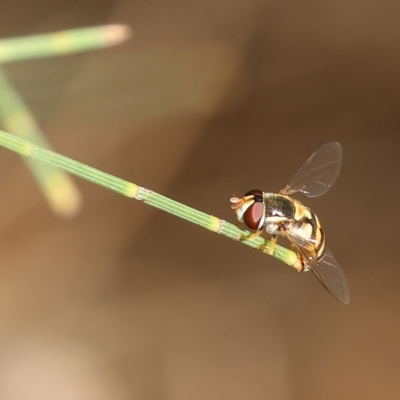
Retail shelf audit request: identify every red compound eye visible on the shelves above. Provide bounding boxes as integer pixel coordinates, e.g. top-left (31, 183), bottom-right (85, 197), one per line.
top-left (244, 189), bottom-right (263, 201)
top-left (243, 202), bottom-right (264, 230)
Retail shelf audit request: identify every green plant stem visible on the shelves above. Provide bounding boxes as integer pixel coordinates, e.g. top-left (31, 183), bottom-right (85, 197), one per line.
top-left (0, 68), bottom-right (81, 217)
top-left (0, 25), bottom-right (132, 63)
top-left (0, 129), bottom-right (298, 269)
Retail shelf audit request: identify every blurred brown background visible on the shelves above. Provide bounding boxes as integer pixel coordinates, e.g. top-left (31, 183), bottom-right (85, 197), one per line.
top-left (0, 0), bottom-right (398, 399)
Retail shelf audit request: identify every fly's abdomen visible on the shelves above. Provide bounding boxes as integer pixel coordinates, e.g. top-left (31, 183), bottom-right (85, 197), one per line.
top-left (313, 215), bottom-right (326, 260)
top-left (292, 205), bottom-right (326, 260)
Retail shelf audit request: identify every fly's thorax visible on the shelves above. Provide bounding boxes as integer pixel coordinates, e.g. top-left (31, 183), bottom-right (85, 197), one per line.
top-left (264, 194), bottom-right (326, 259)
top-left (262, 193), bottom-right (296, 235)
top-left (263, 193), bottom-right (296, 221)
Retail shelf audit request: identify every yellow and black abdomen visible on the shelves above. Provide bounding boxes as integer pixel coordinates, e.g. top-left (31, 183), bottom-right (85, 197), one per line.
top-left (290, 199), bottom-right (326, 260)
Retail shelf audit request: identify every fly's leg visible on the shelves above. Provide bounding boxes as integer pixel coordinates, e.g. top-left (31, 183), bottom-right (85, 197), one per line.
top-left (293, 253), bottom-right (308, 272)
top-left (233, 222), bottom-right (242, 240)
top-left (238, 228), bottom-right (269, 252)
top-left (248, 229), bottom-right (262, 240)
top-left (268, 235), bottom-right (277, 255)
top-left (268, 224), bottom-right (286, 255)
top-left (241, 229), bottom-right (263, 243)
top-left (280, 229), bottom-right (309, 272)
top-left (233, 223), bottom-right (262, 242)
top-left (234, 226), bottom-right (275, 255)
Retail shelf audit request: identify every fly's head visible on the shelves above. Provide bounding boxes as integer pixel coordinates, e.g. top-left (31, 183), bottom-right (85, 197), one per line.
top-left (230, 189), bottom-right (266, 230)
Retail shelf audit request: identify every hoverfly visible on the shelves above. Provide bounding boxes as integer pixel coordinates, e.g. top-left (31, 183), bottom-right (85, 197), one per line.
top-left (230, 142), bottom-right (349, 303)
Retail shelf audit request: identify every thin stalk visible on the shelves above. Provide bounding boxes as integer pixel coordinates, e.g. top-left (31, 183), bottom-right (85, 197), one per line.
top-left (0, 69), bottom-right (81, 217)
top-left (0, 129), bottom-right (298, 269)
top-left (0, 25), bottom-right (132, 63)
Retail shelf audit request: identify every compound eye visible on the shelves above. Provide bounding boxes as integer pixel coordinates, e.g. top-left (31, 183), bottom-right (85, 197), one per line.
top-left (243, 200), bottom-right (264, 230)
top-left (244, 189), bottom-right (263, 203)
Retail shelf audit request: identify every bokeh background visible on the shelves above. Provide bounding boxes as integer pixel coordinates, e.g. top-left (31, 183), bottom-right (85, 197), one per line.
top-left (0, 0), bottom-right (398, 399)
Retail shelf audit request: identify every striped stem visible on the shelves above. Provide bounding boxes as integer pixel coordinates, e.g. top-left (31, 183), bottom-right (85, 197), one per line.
top-left (0, 129), bottom-right (298, 269)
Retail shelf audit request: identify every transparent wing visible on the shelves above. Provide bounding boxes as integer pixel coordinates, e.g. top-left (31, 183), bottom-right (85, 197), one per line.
top-left (286, 234), bottom-right (349, 303)
top-left (280, 142), bottom-right (342, 198)
top-left (308, 247), bottom-right (349, 304)
top-left (286, 232), bottom-right (350, 304)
